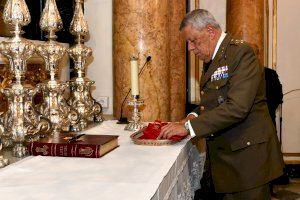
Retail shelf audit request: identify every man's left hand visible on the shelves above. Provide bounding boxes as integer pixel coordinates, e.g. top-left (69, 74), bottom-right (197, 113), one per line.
top-left (157, 122), bottom-right (188, 140)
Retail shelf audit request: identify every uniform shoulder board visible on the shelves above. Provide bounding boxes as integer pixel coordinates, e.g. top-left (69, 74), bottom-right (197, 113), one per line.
top-left (230, 39), bottom-right (245, 45)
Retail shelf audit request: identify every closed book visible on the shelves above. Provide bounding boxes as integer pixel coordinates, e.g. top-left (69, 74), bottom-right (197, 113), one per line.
top-left (28, 134), bottom-right (119, 158)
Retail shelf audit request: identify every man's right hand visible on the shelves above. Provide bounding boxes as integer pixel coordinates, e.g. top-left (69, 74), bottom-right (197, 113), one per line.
top-left (179, 114), bottom-right (197, 124)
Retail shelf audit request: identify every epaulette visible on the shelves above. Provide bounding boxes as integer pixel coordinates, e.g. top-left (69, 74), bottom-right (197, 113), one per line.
top-left (230, 39), bottom-right (245, 45)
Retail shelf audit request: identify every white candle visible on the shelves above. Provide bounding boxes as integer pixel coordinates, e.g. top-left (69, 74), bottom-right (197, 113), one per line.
top-left (130, 57), bottom-right (139, 96)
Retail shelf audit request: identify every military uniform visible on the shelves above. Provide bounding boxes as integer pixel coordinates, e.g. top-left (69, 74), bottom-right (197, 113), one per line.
top-left (190, 34), bottom-right (284, 195)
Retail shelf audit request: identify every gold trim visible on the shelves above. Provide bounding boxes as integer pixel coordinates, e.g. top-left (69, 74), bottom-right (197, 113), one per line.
top-left (284, 160), bottom-right (300, 165)
top-left (272, 0), bottom-right (277, 70)
top-left (283, 153), bottom-right (300, 157)
top-left (195, 59), bottom-right (200, 102)
top-left (195, 0), bottom-right (199, 9)
top-left (265, 0), bottom-right (269, 67)
top-left (194, 0), bottom-right (200, 102)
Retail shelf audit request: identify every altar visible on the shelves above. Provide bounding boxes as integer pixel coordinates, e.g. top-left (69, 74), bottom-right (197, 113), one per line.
top-left (0, 121), bottom-right (205, 200)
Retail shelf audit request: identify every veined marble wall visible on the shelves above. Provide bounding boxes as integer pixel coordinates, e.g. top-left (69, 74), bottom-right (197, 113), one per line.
top-left (113, 0), bottom-right (186, 121)
top-left (227, 0), bottom-right (265, 65)
top-left (169, 1), bottom-right (186, 121)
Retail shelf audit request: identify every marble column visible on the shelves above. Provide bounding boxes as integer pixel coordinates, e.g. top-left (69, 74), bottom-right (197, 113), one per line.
top-left (169, 1), bottom-right (186, 121)
top-left (227, 0), bottom-right (265, 65)
top-left (113, 0), bottom-right (186, 121)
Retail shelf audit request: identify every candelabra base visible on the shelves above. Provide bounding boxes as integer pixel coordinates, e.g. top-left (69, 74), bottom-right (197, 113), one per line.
top-left (12, 143), bottom-right (28, 158)
top-left (36, 82), bottom-right (80, 134)
top-left (124, 121), bottom-right (146, 132)
top-left (0, 137), bottom-right (13, 148)
top-left (0, 155), bottom-right (9, 168)
top-left (0, 85), bottom-right (51, 156)
top-left (68, 78), bottom-right (104, 131)
top-left (70, 119), bottom-right (87, 132)
top-left (124, 98), bottom-right (146, 132)
top-left (93, 102), bottom-right (105, 123)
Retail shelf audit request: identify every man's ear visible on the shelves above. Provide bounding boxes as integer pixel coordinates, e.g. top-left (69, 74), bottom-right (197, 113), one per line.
top-left (206, 24), bottom-right (215, 40)
top-left (206, 24), bottom-right (213, 34)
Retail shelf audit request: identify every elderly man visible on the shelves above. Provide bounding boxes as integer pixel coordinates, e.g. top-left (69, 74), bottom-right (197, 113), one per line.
top-left (158, 9), bottom-right (283, 199)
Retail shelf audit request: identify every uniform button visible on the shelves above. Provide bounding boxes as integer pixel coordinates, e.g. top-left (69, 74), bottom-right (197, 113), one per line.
top-left (215, 86), bottom-right (219, 89)
top-left (201, 91), bottom-right (204, 95)
top-left (246, 141), bottom-right (251, 146)
top-left (200, 106), bottom-right (205, 111)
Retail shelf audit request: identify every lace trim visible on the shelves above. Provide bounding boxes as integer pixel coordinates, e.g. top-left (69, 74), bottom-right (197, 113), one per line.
top-left (151, 141), bottom-right (205, 200)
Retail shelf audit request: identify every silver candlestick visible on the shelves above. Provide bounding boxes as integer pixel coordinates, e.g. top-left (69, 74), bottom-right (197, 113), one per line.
top-left (0, 0), bottom-right (51, 157)
top-left (36, 0), bottom-right (79, 134)
top-left (124, 95), bottom-right (146, 131)
top-left (67, 0), bottom-right (103, 131)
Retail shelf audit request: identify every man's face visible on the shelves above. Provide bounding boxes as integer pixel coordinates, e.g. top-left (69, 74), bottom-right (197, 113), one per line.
top-left (181, 25), bottom-right (212, 63)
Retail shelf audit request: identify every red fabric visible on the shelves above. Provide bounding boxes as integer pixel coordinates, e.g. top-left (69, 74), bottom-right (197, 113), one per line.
top-left (140, 120), bottom-right (186, 141)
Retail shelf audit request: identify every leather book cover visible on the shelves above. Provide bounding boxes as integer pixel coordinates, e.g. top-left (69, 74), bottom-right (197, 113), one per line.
top-left (28, 134), bottom-right (119, 158)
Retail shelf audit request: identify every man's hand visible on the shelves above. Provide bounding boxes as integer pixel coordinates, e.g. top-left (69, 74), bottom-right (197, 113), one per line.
top-left (179, 114), bottom-right (197, 124)
top-left (157, 122), bottom-right (188, 140)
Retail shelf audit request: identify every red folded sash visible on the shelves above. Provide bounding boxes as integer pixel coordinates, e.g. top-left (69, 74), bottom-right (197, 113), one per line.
top-left (140, 120), bottom-right (186, 141)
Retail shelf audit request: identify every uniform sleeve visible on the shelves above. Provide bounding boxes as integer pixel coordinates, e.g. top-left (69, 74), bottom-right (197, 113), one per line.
top-left (191, 107), bottom-right (201, 115)
top-left (190, 45), bottom-right (263, 138)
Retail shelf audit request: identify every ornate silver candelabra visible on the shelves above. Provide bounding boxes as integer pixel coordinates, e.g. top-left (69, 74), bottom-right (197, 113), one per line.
top-left (0, 0), bottom-right (51, 157)
top-left (125, 96), bottom-right (146, 131)
top-left (36, 0), bottom-right (79, 133)
top-left (67, 0), bottom-right (103, 131)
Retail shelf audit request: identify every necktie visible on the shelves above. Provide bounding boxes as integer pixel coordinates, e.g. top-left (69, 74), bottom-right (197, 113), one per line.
top-left (203, 60), bottom-right (212, 73)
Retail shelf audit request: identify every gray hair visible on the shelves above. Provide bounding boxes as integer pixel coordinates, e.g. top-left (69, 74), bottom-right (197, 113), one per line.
top-left (180, 9), bottom-right (221, 31)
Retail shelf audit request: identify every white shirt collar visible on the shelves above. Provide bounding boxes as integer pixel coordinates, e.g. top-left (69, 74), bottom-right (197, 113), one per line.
top-left (212, 31), bottom-right (227, 60)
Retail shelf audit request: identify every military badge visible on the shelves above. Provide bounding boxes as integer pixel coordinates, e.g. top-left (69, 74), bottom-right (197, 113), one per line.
top-left (218, 96), bottom-right (225, 104)
top-left (211, 66), bottom-right (229, 81)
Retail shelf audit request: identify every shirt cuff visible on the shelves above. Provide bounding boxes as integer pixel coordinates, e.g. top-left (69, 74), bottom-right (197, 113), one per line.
top-left (188, 112), bottom-right (199, 118)
top-left (188, 120), bottom-right (196, 138)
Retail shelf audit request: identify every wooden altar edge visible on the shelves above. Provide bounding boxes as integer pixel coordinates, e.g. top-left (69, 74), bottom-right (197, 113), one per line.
top-left (283, 153), bottom-right (300, 164)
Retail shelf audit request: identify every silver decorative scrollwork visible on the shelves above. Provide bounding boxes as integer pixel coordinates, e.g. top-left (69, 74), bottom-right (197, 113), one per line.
top-left (67, 0), bottom-right (103, 131)
top-left (36, 0), bottom-right (79, 133)
top-left (0, 0), bottom-right (51, 158)
top-left (124, 96), bottom-right (146, 131)
top-left (0, 138), bottom-right (9, 168)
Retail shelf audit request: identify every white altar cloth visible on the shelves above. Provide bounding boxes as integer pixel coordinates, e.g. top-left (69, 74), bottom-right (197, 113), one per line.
top-left (0, 120), bottom-right (205, 200)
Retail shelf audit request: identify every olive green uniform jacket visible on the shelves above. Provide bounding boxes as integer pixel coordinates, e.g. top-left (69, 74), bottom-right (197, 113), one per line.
top-left (190, 34), bottom-right (284, 193)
